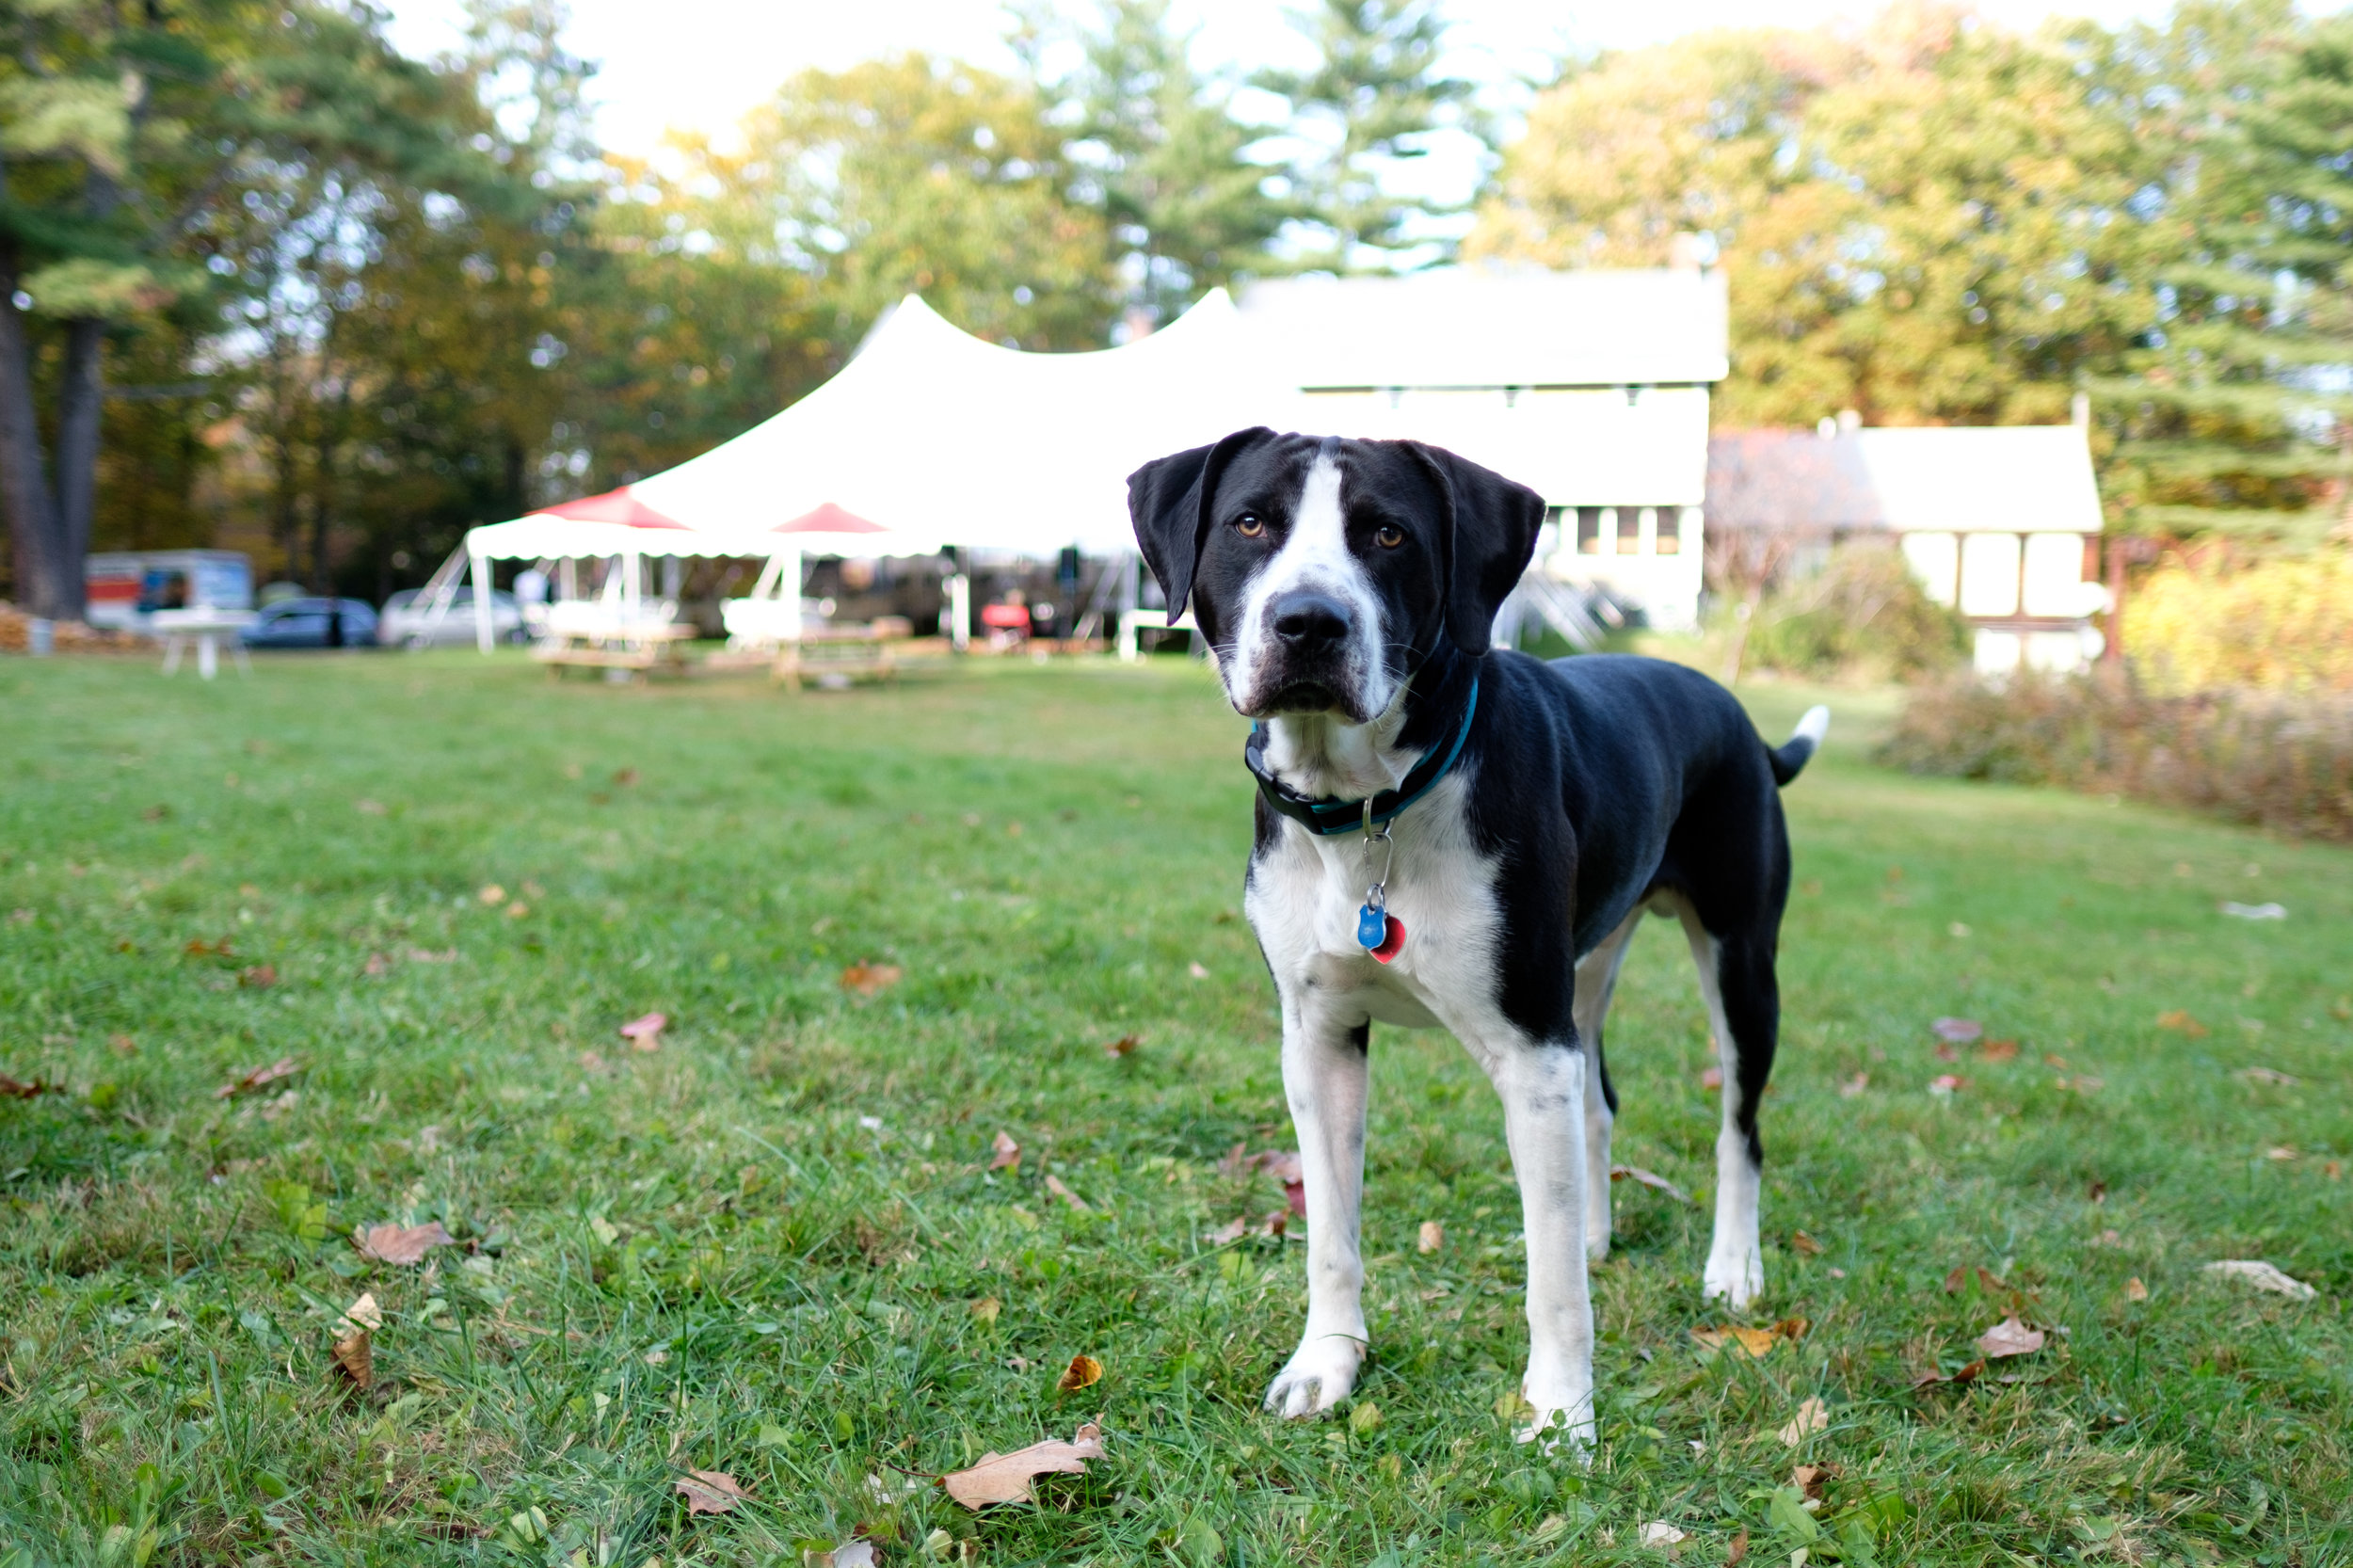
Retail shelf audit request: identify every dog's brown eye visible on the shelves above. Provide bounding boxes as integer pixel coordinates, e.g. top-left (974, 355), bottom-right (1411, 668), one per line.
top-left (1235, 514), bottom-right (1266, 538)
top-left (1375, 524), bottom-right (1405, 549)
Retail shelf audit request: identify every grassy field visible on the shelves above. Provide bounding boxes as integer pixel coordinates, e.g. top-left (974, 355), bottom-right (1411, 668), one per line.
top-left (2, 650), bottom-right (2348, 1568)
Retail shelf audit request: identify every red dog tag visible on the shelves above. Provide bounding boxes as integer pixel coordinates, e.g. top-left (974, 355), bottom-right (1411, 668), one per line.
top-left (1370, 913), bottom-right (1405, 964)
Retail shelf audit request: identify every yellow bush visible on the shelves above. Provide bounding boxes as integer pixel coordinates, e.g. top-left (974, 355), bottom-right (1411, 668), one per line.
top-left (2129, 549), bottom-right (2353, 695)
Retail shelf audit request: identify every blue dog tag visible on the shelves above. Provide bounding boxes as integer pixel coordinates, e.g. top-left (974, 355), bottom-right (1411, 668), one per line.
top-left (1357, 903), bottom-right (1387, 949)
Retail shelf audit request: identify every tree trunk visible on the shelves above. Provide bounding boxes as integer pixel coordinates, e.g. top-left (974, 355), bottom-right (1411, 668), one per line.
top-left (0, 237), bottom-right (61, 616)
top-left (48, 316), bottom-right (104, 620)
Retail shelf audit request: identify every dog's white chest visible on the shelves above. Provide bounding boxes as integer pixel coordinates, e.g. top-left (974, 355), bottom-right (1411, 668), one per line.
top-left (1245, 776), bottom-right (1499, 1032)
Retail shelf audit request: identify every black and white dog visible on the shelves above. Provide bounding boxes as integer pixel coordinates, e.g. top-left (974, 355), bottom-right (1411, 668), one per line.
top-left (1128, 429), bottom-right (1828, 1450)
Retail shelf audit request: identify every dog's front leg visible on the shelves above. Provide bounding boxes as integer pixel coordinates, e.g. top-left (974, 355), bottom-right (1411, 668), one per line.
top-left (1479, 1038), bottom-right (1597, 1453)
top-left (1263, 999), bottom-right (1371, 1418)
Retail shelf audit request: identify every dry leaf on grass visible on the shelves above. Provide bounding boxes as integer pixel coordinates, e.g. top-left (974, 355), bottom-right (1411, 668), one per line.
top-left (1933, 1041), bottom-right (1960, 1063)
top-left (2155, 1009), bottom-right (2208, 1037)
top-left (331, 1328), bottom-right (373, 1389)
top-left (2203, 1259), bottom-right (2315, 1300)
top-left (1188, 961), bottom-right (1209, 979)
top-left (2238, 1066), bottom-right (2298, 1086)
top-left (477, 884), bottom-right (506, 906)
top-left (1945, 1264), bottom-right (2010, 1294)
top-left (1692, 1318), bottom-right (1809, 1358)
top-left (809, 1541), bottom-right (878, 1568)
top-left (354, 798), bottom-right (388, 816)
top-left (0, 1074), bottom-right (62, 1098)
top-left (1977, 1316), bottom-right (2046, 1359)
top-left (1776, 1397), bottom-right (1829, 1445)
top-left (1931, 1016), bottom-right (1982, 1044)
top-left (1610, 1164), bottom-right (1693, 1205)
top-left (1837, 1072), bottom-right (1869, 1097)
top-left (1056, 1353), bottom-right (1102, 1392)
top-left (1726, 1526), bottom-right (1750, 1565)
top-left (1979, 1038), bottom-right (2020, 1061)
top-left (1929, 1074), bottom-right (1966, 1096)
top-left (942, 1422), bottom-right (1105, 1509)
top-left (1790, 1230), bottom-right (1824, 1256)
top-left (1699, 1065), bottom-right (1723, 1091)
top-left (1417, 1220), bottom-right (1444, 1254)
top-left (1912, 1358), bottom-right (1986, 1389)
top-left (674, 1470), bottom-right (750, 1515)
top-left (1103, 1033), bottom-right (1139, 1058)
top-left (989, 1131), bottom-right (1020, 1171)
top-left (970, 1296), bottom-right (1001, 1326)
top-left (354, 1220), bottom-right (455, 1266)
top-left (2124, 1277), bottom-right (2149, 1302)
top-left (341, 1292), bottom-right (383, 1332)
top-left (215, 1057), bottom-right (301, 1099)
top-left (1792, 1462), bottom-right (1841, 1500)
top-left (1045, 1174), bottom-right (1090, 1212)
top-left (1638, 1520), bottom-right (1687, 1547)
top-left (237, 964), bottom-right (278, 988)
top-left (618, 1012), bottom-right (666, 1051)
top-left (840, 962), bottom-right (903, 997)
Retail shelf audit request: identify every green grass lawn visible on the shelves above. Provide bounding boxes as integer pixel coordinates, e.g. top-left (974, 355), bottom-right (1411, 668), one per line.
top-left (3, 650), bottom-right (2348, 1568)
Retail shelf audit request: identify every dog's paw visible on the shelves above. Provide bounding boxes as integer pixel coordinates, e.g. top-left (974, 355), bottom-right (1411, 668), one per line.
top-left (1703, 1252), bottom-right (1764, 1310)
top-left (1513, 1399), bottom-right (1596, 1461)
top-left (1263, 1336), bottom-right (1365, 1418)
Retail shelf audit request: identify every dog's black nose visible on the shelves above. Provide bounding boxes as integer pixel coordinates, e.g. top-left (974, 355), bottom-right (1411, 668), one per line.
top-left (1271, 591), bottom-right (1353, 648)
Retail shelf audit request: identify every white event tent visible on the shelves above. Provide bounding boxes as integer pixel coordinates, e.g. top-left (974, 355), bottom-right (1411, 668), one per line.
top-left (453, 288), bottom-right (1296, 650)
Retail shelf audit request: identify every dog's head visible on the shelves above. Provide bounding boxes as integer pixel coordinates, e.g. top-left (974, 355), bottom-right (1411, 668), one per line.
top-left (1128, 430), bottom-right (1545, 723)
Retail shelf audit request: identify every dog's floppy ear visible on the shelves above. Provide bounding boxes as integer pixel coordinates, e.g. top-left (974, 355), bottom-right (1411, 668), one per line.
top-left (1402, 442), bottom-right (1546, 657)
top-left (1127, 427), bottom-right (1273, 618)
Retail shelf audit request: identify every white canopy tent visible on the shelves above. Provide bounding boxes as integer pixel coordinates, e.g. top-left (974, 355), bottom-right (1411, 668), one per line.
top-left (452, 287), bottom-right (1297, 650)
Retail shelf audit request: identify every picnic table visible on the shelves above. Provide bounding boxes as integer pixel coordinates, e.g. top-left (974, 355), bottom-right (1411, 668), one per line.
top-left (153, 609), bottom-right (255, 680)
top-left (532, 610), bottom-right (696, 678)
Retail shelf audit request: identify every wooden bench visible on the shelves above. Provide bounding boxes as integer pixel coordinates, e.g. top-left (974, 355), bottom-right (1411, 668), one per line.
top-left (534, 621), bottom-right (696, 679)
top-left (774, 617), bottom-right (912, 688)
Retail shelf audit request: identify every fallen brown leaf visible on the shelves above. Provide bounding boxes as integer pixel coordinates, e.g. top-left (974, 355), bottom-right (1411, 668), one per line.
top-left (1790, 1229), bottom-right (1824, 1256)
top-left (1103, 1033), bottom-right (1139, 1058)
top-left (989, 1130), bottom-right (1020, 1171)
top-left (613, 767), bottom-right (639, 787)
top-left (1692, 1318), bottom-right (1808, 1358)
top-left (1979, 1038), bottom-right (2020, 1061)
top-left (1056, 1353), bottom-right (1102, 1392)
top-left (1933, 1042), bottom-right (1959, 1063)
top-left (674, 1469), bottom-right (749, 1515)
top-left (1776, 1396), bottom-right (1829, 1445)
top-left (1726, 1526), bottom-right (1750, 1565)
top-left (2124, 1277), bottom-right (2148, 1302)
top-left (809, 1540), bottom-right (878, 1568)
top-left (353, 1220), bottom-right (456, 1266)
top-left (1209, 1215), bottom-right (1250, 1245)
top-left (215, 1057), bottom-right (301, 1099)
top-left (1929, 1073), bottom-right (1966, 1095)
top-left (363, 952), bottom-right (392, 977)
top-left (341, 1292), bottom-right (383, 1332)
top-left (1792, 1462), bottom-right (1842, 1501)
top-left (2204, 1258), bottom-right (2316, 1299)
top-left (1417, 1220), bottom-right (1444, 1254)
top-left (1931, 1016), bottom-right (1982, 1044)
top-left (1977, 1316), bottom-right (2046, 1359)
top-left (477, 884), bottom-right (506, 906)
top-left (0, 1074), bottom-right (62, 1098)
top-left (1700, 1065), bottom-right (1723, 1091)
top-left (1611, 1164), bottom-right (1694, 1205)
top-left (970, 1296), bottom-right (1001, 1326)
top-left (331, 1328), bottom-right (373, 1389)
top-left (619, 1012), bottom-right (666, 1051)
top-left (1837, 1072), bottom-right (1869, 1097)
top-left (840, 962), bottom-right (903, 997)
top-left (237, 964), bottom-right (277, 988)
top-left (2155, 1009), bottom-right (2208, 1038)
top-left (2238, 1066), bottom-right (2298, 1086)
top-left (1045, 1174), bottom-right (1090, 1212)
top-left (942, 1422), bottom-right (1105, 1509)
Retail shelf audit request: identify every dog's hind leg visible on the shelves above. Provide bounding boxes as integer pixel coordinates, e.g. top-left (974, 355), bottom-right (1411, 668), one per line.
top-left (1572, 909), bottom-right (1641, 1261)
top-left (1263, 1005), bottom-right (1372, 1418)
top-left (1678, 904), bottom-right (1777, 1308)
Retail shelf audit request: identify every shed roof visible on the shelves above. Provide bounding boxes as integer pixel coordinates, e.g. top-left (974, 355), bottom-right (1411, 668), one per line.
top-left (1706, 424), bottom-right (2105, 534)
top-left (1237, 265), bottom-right (1730, 391)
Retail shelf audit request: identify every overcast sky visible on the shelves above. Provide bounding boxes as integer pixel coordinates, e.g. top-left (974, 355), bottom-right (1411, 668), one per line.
top-left (384, 0), bottom-right (2211, 166)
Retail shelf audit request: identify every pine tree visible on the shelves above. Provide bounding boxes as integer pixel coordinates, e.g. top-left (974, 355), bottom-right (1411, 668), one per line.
top-left (1255, 0), bottom-right (1478, 270)
top-left (1051, 0), bottom-right (1289, 326)
top-left (2093, 8), bottom-right (2353, 547)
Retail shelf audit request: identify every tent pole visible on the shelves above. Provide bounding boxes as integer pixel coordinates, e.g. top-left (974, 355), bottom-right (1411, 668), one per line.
top-left (471, 547), bottom-right (495, 654)
top-left (780, 546), bottom-right (804, 641)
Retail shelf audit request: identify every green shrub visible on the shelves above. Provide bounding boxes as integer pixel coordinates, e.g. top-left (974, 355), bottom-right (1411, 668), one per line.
top-left (1881, 673), bottom-right (2353, 840)
top-left (1744, 545), bottom-right (1971, 681)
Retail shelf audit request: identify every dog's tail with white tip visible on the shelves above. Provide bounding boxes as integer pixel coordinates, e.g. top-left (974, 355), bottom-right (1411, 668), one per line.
top-left (1769, 705), bottom-right (1831, 786)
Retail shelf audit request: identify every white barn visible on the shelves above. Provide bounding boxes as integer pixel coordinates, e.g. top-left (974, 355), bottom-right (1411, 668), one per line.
top-left (1237, 265), bottom-right (1729, 632)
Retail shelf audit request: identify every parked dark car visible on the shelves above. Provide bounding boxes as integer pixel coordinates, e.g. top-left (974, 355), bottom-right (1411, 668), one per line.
top-left (239, 598), bottom-right (381, 649)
